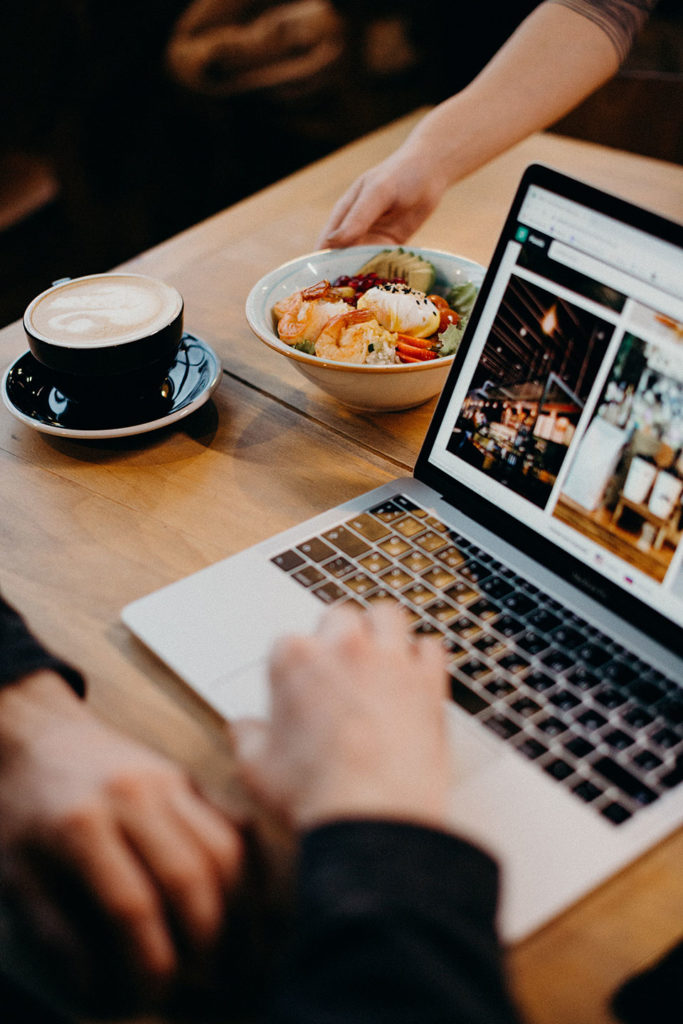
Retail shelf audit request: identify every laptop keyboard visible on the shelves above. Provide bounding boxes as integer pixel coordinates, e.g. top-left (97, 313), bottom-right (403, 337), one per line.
top-left (271, 493), bottom-right (683, 826)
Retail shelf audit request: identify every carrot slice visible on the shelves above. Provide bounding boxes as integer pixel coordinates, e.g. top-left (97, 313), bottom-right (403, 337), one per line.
top-left (396, 333), bottom-right (436, 350)
top-left (396, 341), bottom-right (438, 362)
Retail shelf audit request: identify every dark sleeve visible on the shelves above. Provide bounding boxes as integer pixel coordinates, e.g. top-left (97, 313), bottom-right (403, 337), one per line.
top-left (268, 820), bottom-right (520, 1024)
top-left (0, 595), bottom-right (85, 696)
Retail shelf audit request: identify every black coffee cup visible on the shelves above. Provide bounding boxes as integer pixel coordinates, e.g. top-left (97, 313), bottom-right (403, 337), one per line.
top-left (23, 273), bottom-right (184, 403)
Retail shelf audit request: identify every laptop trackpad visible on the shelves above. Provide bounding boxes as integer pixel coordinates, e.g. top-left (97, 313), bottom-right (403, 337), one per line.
top-left (204, 658), bottom-right (271, 721)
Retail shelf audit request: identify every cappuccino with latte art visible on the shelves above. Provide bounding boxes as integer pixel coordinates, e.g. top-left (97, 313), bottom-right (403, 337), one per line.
top-left (27, 275), bottom-right (182, 347)
top-left (24, 273), bottom-right (184, 389)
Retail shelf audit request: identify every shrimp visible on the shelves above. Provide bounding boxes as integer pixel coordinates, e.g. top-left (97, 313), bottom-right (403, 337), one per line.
top-left (314, 308), bottom-right (381, 364)
top-left (274, 280), bottom-right (353, 344)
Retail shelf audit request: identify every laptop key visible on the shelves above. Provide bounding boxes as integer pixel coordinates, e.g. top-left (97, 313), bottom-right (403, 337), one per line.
top-left (566, 666), bottom-right (601, 691)
top-left (458, 560), bottom-right (492, 585)
top-left (632, 749), bottom-right (663, 771)
top-left (577, 643), bottom-right (614, 667)
top-left (565, 736), bottom-right (594, 758)
top-left (297, 537), bottom-right (336, 562)
top-left (394, 516), bottom-right (426, 538)
top-left (573, 779), bottom-right (602, 802)
top-left (313, 581), bottom-right (347, 604)
top-left (323, 525), bottom-right (371, 557)
top-left (324, 555), bottom-right (355, 578)
top-left (544, 758), bottom-right (574, 781)
top-left (468, 597), bottom-right (500, 622)
top-left (359, 552), bottom-right (391, 574)
top-left (537, 716), bottom-right (568, 737)
top-left (604, 729), bottom-right (635, 751)
top-left (400, 550), bottom-right (434, 573)
top-left (436, 544), bottom-right (469, 568)
top-left (592, 757), bottom-right (658, 805)
top-left (483, 714), bottom-right (522, 740)
top-left (496, 651), bottom-right (531, 675)
top-left (550, 689), bottom-right (581, 711)
top-left (379, 535), bottom-right (411, 557)
top-left (292, 565), bottom-right (326, 587)
top-left (526, 607), bottom-right (562, 633)
top-left (271, 549), bottom-right (305, 572)
top-left (346, 513), bottom-right (392, 541)
top-left (479, 576), bottom-right (515, 600)
top-left (501, 592), bottom-right (538, 616)
top-left (515, 736), bottom-right (547, 760)
top-left (660, 756), bottom-right (683, 790)
top-left (494, 614), bottom-right (525, 638)
top-left (511, 696), bottom-right (541, 718)
top-left (540, 649), bottom-right (574, 673)
top-left (415, 530), bottom-right (449, 553)
top-left (369, 500), bottom-right (405, 522)
top-left (524, 670), bottom-right (555, 692)
top-left (449, 674), bottom-right (489, 715)
top-left (421, 566), bottom-right (456, 589)
top-left (578, 709), bottom-right (608, 731)
top-left (601, 802), bottom-right (632, 825)
top-left (393, 495), bottom-right (428, 516)
top-left (553, 625), bottom-right (586, 648)
top-left (658, 696), bottom-right (683, 726)
top-left (517, 631), bottom-right (550, 656)
top-left (594, 687), bottom-right (628, 710)
top-left (651, 727), bottom-right (680, 750)
top-left (485, 678), bottom-right (516, 697)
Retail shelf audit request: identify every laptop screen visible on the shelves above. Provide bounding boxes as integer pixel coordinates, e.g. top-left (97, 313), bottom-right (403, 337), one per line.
top-left (418, 164), bottom-right (683, 648)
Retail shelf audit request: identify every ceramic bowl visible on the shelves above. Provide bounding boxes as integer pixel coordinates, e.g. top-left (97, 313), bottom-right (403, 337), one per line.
top-left (245, 246), bottom-right (485, 412)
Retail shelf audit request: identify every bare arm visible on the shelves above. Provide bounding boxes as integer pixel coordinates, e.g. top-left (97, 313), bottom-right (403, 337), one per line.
top-left (318, 1), bottom-right (624, 248)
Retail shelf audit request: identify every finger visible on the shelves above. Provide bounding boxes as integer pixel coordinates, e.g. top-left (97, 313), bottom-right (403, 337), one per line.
top-left (115, 787), bottom-right (239, 953)
top-left (317, 178), bottom-right (365, 246)
top-left (56, 812), bottom-right (177, 983)
top-left (168, 783), bottom-right (245, 894)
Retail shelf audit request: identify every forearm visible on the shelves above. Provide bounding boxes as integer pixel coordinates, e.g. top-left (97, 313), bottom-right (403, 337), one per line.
top-left (402, 2), bottom-right (622, 187)
top-left (269, 822), bottom-right (519, 1024)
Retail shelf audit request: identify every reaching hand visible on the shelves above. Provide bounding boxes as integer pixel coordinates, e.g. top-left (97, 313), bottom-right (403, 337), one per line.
top-left (0, 671), bottom-right (244, 1013)
top-left (317, 142), bottom-right (450, 250)
top-left (233, 604), bottom-right (451, 832)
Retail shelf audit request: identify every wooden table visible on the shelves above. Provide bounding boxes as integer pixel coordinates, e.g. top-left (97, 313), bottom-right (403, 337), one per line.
top-left (1, 112), bottom-right (682, 1024)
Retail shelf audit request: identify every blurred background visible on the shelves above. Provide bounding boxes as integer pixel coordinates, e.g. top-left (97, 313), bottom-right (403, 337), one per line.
top-left (0, 0), bottom-right (681, 330)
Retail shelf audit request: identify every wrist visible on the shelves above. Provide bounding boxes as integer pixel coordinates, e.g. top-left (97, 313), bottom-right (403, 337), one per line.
top-left (0, 669), bottom-right (86, 739)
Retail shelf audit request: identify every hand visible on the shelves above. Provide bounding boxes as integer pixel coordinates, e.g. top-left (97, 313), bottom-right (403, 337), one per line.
top-left (0, 671), bottom-right (244, 1013)
top-left (233, 604), bottom-right (451, 831)
top-left (317, 141), bottom-right (450, 249)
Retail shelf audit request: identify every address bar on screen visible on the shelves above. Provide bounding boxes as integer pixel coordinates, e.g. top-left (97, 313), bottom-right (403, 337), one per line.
top-left (547, 240), bottom-right (680, 307)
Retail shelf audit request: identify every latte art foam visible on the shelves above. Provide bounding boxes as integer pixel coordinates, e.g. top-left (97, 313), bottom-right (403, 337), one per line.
top-left (28, 275), bottom-right (181, 348)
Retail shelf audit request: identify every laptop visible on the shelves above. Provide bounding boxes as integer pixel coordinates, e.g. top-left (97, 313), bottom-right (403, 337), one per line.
top-left (123, 164), bottom-right (683, 941)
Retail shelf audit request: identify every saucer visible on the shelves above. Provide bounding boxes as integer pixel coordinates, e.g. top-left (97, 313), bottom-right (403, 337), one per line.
top-left (1, 333), bottom-right (221, 439)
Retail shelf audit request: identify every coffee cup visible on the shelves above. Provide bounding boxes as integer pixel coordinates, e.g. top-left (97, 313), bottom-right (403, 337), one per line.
top-left (23, 273), bottom-right (184, 401)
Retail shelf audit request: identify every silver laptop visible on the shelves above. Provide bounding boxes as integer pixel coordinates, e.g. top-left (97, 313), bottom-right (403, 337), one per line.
top-left (123, 164), bottom-right (683, 942)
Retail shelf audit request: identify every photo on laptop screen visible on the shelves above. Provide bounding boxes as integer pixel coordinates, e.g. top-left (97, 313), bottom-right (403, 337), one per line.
top-left (420, 167), bottom-right (683, 645)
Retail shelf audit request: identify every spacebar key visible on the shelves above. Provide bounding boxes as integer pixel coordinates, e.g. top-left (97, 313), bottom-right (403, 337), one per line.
top-left (449, 674), bottom-right (488, 714)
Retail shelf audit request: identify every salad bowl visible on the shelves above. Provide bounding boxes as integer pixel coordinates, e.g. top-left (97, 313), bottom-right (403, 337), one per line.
top-left (245, 245), bottom-right (485, 412)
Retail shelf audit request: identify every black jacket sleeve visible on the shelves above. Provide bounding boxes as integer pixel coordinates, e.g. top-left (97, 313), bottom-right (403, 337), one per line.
top-left (0, 594), bottom-right (85, 696)
top-left (268, 820), bottom-right (520, 1024)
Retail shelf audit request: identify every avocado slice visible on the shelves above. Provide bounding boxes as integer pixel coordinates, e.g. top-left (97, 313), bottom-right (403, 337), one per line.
top-left (358, 247), bottom-right (436, 293)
